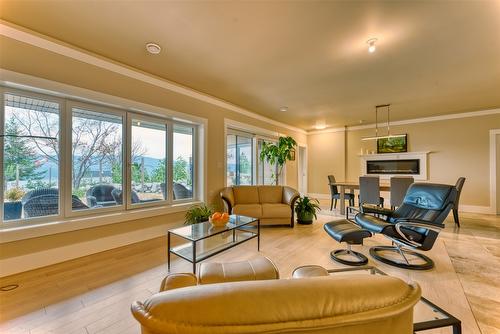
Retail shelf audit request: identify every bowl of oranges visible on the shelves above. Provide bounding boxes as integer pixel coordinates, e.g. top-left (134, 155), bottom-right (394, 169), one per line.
top-left (209, 212), bottom-right (230, 227)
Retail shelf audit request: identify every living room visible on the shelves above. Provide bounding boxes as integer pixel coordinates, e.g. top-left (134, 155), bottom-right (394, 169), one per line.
top-left (0, 1), bottom-right (499, 334)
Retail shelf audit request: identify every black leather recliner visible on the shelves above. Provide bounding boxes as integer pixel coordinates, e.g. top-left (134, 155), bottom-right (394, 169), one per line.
top-left (355, 183), bottom-right (457, 270)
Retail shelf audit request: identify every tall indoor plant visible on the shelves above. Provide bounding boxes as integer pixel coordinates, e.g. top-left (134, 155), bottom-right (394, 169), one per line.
top-left (259, 136), bottom-right (297, 185)
top-left (294, 196), bottom-right (321, 225)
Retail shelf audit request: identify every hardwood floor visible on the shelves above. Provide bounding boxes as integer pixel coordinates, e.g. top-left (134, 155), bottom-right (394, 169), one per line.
top-left (0, 211), bottom-right (498, 334)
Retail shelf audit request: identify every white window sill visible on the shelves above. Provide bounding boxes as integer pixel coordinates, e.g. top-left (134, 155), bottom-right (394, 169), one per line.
top-left (0, 201), bottom-right (201, 244)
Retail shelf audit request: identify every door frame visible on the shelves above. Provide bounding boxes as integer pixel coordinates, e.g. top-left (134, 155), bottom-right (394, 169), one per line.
top-left (490, 129), bottom-right (500, 214)
top-left (297, 144), bottom-right (308, 195)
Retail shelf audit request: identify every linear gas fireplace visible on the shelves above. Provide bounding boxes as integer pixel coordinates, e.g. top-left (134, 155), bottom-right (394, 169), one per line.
top-left (366, 159), bottom-right (420, 175)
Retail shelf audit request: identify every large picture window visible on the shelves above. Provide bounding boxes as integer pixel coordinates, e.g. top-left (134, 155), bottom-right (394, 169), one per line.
top-left (2, 94), bottom-right (60, 220)
top-left (173, 125), bottom-right (194, 200)
top-left (131, 119), bottom-right (167, 204)
top-left (71, 108), bottom-right (124, 211)
top-left (1, 87), bottom-right (202, 225)
top-left (226, 132), bottom-right (253, 186)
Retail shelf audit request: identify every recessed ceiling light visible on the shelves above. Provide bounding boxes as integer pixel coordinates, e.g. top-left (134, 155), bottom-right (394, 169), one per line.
top-left (146, 42), bottom-right (162, 55)
top-left (279, 106), bottom-right (288, 112)
top-left (366, 38), bottom-right (377, 53)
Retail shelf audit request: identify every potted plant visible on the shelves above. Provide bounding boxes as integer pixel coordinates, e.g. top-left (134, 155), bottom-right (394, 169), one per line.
top-left (4, 187), bottom-right (25, 220)
top-left (294, 196), bottom-right (321, 225)
top-left (259, 136), bottom-right (297, 185)
top-left (184, 204), bottom-right (213, 225)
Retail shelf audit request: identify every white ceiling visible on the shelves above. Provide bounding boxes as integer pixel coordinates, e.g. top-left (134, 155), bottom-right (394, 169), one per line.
top-left (2, 1), bottom-right (500, 130)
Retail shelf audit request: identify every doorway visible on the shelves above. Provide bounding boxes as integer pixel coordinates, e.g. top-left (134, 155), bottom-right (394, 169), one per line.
top-left (297, 146), bottom-right (307, 195)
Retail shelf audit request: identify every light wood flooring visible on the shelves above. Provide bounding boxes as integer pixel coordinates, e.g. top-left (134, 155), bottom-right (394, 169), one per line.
top-left (0, 210), bottom-right (498, 334)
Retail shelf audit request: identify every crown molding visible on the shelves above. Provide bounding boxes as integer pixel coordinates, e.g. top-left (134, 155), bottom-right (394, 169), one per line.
top-left (0, 20), bottom-right (307, 135)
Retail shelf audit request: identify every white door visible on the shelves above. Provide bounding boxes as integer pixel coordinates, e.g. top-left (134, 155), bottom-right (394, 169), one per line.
top-left (298, 146), bottom-right (307, 195)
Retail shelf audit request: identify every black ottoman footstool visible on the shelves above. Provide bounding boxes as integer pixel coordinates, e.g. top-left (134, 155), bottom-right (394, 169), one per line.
top-left (324, 220), bottom-right (372, 266)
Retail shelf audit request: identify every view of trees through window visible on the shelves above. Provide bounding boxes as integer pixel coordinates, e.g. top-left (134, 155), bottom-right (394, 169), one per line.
top-left (3, 94), bottom-right (60, 220)
top-left (131, 119), bottom-right (166, 203)
top-left (2, 91), bottom-right (198, 222)
top-left (173, 125), bottom-right (194, 200)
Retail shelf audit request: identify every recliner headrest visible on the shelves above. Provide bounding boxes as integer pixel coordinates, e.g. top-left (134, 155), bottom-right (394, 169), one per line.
top-left (403, 183), bottom-right (457, 210)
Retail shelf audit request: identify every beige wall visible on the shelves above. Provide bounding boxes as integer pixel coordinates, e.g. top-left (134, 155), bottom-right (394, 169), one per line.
top-left (309, 114), bottom-right (500, 208)
top-left (0, 36), bottom-right (306, 274)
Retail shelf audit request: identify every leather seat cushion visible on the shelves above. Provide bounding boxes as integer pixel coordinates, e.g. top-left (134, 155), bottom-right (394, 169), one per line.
top-left (324, 220), bottom-right (372, 244)
top-left (233, 186), bottom-right (260, 204)
top-left (233, 204), bottom-right (262, 218)
top-left (356, 214), bottom-right (425, 244)
top-left (261, 203), bottom-right (291, 218)
top-left (258, 186), bottom-right (283, 203)
top-left (199, 257), bottom-right (279, 284)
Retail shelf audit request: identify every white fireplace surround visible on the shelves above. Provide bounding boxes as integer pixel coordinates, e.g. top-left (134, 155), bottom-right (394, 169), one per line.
top-left (359, 151), bottom-right (430, 180)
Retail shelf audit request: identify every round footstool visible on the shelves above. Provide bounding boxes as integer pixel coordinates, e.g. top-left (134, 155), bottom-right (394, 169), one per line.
top-left (324, 220), bottom-right (372, 266)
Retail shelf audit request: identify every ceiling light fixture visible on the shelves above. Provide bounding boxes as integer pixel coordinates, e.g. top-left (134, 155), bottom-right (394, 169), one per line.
top-left (146, 42), bottom-right (162, 55)
top-left (279, 106), bottom-right (288, 112)
top-left (362, 104), bottom-right (406, 141)
top-left (366, 38), bottom-right (377, 53)
top-left (315, 120), bottom-right (326, 130)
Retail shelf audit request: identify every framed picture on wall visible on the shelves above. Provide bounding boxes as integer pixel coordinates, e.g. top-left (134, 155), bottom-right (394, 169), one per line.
top-left (289, 149), bottom-right (296, 161)
top-left (377, 135), bottom-right (408, 153)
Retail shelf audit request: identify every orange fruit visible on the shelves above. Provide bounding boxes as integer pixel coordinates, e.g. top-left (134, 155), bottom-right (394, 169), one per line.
top-left (221, 213), bottom-right (229, 220)
top-left (212, 212), bottom-right (221, 220)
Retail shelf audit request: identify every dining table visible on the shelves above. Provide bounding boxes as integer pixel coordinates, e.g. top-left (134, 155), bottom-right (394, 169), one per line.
top-left (330, 181), bottom-right (391, 215)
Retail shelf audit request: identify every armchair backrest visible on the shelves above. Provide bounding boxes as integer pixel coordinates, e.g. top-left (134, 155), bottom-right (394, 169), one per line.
top-left (86, 184), bottom-right (116, 204)
top-left (390, 176), bottom-right (414, 208)
top-left (392, 183), bottom-right (457, 226)
top-left (22, 188), bottom-right (59, 205)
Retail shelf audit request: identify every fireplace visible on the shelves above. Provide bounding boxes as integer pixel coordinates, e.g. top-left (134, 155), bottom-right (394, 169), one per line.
top-left (366, 159), bottom-right (420, 175)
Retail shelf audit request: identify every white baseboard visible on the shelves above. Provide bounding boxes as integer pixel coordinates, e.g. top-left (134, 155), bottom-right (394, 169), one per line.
top-left (307, 193), bottom-right (495, 214)
top-left (0, 221), bottom-right (180, 277)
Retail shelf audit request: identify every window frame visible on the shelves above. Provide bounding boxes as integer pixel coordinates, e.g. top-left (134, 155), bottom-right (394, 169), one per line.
top-left (1, 85), bottom-right (203, 227)
top-left (172, 122), bottom-right (197, 204)
top-left (226, 129), bottom-right (256, 186)
top-left (126, 113), bottom-right (169, 209)
top-left (65, 100), bottom-right (127, 217)
top-left (0, 87), bottom-right (65, 224)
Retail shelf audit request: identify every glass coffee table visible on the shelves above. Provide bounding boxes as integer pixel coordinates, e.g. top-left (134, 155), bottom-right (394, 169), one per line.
top-left (327, 266), bottom-right (462, 334)
top-left (167, 215), bottom-right (259, 273)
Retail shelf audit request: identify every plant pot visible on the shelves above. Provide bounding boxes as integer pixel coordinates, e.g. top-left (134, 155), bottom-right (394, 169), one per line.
top-left (4, 201), bottom-right (22, 220)
top-left (297, 211), bottom-right (314, 225)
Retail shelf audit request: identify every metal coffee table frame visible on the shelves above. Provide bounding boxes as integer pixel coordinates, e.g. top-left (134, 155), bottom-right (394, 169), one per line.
top-left (327, 266), bottom-right (462, 334)
top-left (167, 215), bottom-right (260, 274)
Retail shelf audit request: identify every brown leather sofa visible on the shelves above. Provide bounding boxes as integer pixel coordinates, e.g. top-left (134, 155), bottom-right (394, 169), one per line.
top-left (131, 265), bottom-right (421, 334)
top-left (220, 185), bottom-right (300, 227)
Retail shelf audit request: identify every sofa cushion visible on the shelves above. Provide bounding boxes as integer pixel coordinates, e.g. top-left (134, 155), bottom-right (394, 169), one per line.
top-left (258, 186), bottom-right (283, 204)
top-left (233, 186), bottom-right (260, 204)
top-left (233, 204), bottom-right (262, 218)
top-left (262, 203), bottom-right (291, 218)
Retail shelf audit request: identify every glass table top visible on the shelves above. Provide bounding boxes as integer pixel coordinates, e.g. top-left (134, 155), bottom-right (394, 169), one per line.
top-left (168, 215), bottom-right (258, 241)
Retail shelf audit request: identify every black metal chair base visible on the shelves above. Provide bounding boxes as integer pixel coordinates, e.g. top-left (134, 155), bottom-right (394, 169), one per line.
top-left (330, 249), bottom-right (368, 266)
top-left (369, 246), bottom-right (434, 270)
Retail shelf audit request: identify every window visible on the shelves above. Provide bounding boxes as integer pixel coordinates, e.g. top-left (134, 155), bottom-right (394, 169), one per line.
top-left (258, 139), bottom-right (278, 185)
top-left (226, 130), bottom-right (279, 186)
top-left (226, 132), bottom-right (254, 186)
top-left (173, 124), bottom-right (194, 200)
top-left (1, 87), bottom-right (201, 225)
top-left (131, 119), bottom-right (167, 204)
top-left (71, 108), bottom-right (124, 210)
top-left (2, 93), bottom-right (60, 221)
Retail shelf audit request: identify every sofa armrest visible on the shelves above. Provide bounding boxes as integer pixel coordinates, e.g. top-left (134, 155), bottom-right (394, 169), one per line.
top-left (159, 273), bottom-right (198, 292)
top-left (292, 265), bottom-right (329, 278)
top-left (283, 186), bottom-right (300, 206)
top-left (219, 187), bottom-right (235, 213)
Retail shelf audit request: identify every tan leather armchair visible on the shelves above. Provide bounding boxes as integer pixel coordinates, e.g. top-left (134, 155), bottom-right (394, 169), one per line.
top-left (220, 185), bottom-right (300, 227)
top-left (132, 271), bottom-right (421, 334)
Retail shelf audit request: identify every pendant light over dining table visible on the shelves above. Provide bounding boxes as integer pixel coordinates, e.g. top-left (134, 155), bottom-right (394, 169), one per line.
top-left (361, 104), bottom-right (406, 141)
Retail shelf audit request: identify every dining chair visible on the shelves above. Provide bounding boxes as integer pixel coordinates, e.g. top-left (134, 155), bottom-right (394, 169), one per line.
top-left (453, 177), bottom-right (466, 227)
top-left (327, 175), bottom-right (354, 210)
top-left (390, 176), bottom-right (414, 210)
top-left (359, 176), bottom-right (384, 209)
